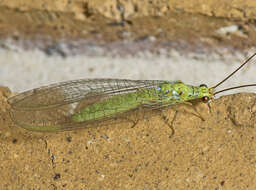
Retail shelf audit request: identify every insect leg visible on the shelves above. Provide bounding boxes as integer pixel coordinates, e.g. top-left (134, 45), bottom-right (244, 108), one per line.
top-left (109, 114), bottom-right (139, 128)
top-left (206, 101), bottom-right (212, 114)
top-left (114, 107), bottom-right (144, 128)
top-left (182, 102), bottom-right (206, 121)
top-left (161, 110), bottom-right (178, 138)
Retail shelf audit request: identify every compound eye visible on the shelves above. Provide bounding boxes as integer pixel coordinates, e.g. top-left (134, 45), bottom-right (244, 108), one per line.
top-left (202, 96), bottom-right (209, 103)
top-left (200, 84), bottom-right (208, 88)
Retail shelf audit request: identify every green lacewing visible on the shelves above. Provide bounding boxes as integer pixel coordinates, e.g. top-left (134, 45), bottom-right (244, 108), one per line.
top-left (8, 53), bottom-right (256, 132)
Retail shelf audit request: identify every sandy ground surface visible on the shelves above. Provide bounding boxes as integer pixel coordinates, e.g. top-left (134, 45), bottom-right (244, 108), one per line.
top-left (1, 78), bottom-right (256, 189)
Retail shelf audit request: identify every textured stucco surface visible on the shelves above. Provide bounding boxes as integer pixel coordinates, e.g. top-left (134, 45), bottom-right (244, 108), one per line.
top-left (0, 0), bottom-right (256, 49)
top-left (1, 0), bottom-right (256, 189)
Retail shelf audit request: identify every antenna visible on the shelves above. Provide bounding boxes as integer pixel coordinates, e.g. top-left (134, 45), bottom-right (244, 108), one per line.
top-left (214, 84), bottom-right (256, 95)
top-left (212, 52), bottom-right (256, 89)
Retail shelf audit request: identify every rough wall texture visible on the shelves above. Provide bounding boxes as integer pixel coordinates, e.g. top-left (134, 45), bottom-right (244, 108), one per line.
top-left (2, 0), bottom-right (256, 20)
top-left (1, 1), bottom-right (256, 189)
top-left (0, 0), bottom-right (256, 49)
top-left (1, 88), bottom-right (256, 189)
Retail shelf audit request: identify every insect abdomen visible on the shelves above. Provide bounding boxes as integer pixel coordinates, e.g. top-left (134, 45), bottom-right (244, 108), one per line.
top-left (71, 89), bottom-right (158, 122)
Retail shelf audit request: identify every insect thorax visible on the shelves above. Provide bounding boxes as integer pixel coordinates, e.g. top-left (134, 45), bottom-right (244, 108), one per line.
top-left (153, 81), bottom-right (213, 102)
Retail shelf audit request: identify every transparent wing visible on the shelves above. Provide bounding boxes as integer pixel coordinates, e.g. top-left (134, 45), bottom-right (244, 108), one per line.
top-left (8, 78), bottom-right (170, 132)
top-left (8, 78), bottom-right (166, 110)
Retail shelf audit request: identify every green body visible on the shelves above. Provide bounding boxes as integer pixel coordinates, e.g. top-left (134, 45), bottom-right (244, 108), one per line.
top-left (8, 52), bottom-right (256, 132)
top-left (72, 81), bottom-right (213, 122)
top-left (8, 79), bottom-right (214, 132)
